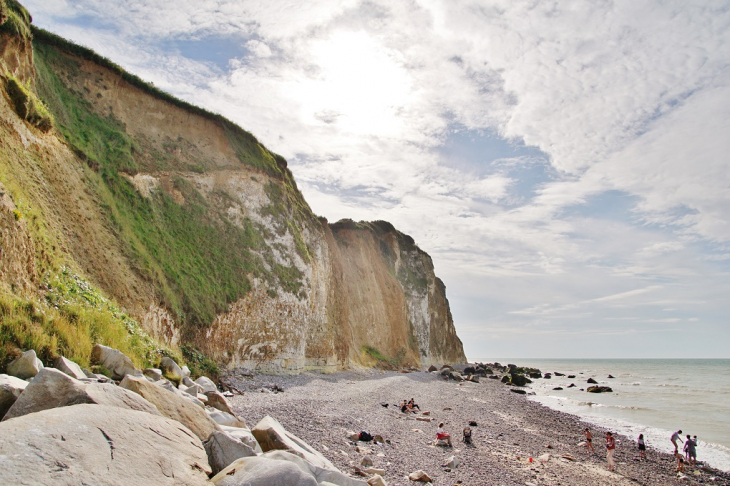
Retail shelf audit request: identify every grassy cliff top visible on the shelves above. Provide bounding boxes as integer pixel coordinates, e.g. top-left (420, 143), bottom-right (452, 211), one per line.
top-left (0, 0), bottom-right (32, 40)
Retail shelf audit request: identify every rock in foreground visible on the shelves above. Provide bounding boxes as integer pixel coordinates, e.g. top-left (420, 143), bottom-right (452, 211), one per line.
top-left (0, 404), bottom-right (210, 485)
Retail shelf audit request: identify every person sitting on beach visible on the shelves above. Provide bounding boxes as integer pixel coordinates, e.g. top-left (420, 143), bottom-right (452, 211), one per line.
top-left (685, 434), bottom-right (697, 466)
top-left (606, 431), bottom-right (616, 471)
top-left (637, 434), bottom-right (647, 460)
top-left (436, 422), bottom-right (452, 447)
top-left (585, 428), bottom-right (595, 454)
top-left (671, 429), bottom-right (683, 455)
top-left (407, 398), bottom-right (420, 411)
top-left (463, 426), bottom-right (472, 445)
top-left (676, 455), bottom-right (686, 474)
top-left (400, 400), bottom-right (411, 413)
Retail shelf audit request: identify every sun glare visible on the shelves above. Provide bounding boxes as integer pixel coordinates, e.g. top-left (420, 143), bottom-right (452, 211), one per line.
top-left (297, 31), bottom-right (414, 136)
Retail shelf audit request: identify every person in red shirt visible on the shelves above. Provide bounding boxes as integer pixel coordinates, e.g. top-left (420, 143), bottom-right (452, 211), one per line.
top-left (606, 431), bottom-right (616, 471)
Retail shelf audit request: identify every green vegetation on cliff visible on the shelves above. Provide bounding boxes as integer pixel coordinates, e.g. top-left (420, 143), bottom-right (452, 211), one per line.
top-left (30, 34), bottom-right (311, 331)
top-left (0, 0), bottom-right (32, 40)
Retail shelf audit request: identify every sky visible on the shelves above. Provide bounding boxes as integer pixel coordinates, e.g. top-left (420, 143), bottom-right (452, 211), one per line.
top-left (25, 0), bottom-right (730, 359)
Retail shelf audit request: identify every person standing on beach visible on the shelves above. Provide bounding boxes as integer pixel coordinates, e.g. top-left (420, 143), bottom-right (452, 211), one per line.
top-left (606, 431), bottom-right (616, 471)
top-left (685, 434), bottom-right (697, 466)
top-left (671, 430), bottom-right (683, 455)
top-left (585, 428), bottom-right (595, 454)
top-left (638, 434), bottom-right (647, 460)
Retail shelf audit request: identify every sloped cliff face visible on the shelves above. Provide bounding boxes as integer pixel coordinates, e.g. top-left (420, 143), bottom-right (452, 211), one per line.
top-left (0, 11), bottom-right (465, 372)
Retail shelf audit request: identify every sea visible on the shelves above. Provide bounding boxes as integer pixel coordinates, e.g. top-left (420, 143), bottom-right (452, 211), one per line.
top-left (475, 358), bottom-right (730, 472)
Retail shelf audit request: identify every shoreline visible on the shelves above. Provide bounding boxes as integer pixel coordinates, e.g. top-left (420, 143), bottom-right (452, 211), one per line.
top-left (225, 367), bottom-right (730, 485)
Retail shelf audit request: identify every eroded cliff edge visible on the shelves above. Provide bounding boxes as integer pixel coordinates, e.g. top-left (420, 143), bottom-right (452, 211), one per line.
top-left (0, 6), bottom-right (465, 373)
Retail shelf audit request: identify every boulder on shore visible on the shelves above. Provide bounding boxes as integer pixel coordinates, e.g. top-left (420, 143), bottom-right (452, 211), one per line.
top-left (587, 386), bottom-right (613, 393)
top-left (211, 450), bottom-right (367, 486)
top-left (252, 415), bottom-right (336, 471)
top-left (0, 374), bottom-right (28, 419)
top-left (53, 356), bottom-right (87, 380)
top-left (2, 367), bottom-right (160, 421)
top-left (587, 378), bottom-right (598, 384)
top-left (120, 374), bottom-right (219, 441)
top-left (204, 429), bottom-right (258, 475)
top-left (91, 344), bottom-right (142, 380)
top-left (0, 404), bottom-right (210, 485)
top-left (159, 356), bottom-right (184, 384)
top-left (7, 349), bottom-right (44, 379)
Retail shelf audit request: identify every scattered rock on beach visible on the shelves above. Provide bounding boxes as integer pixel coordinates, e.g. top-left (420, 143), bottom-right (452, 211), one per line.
top-left (361, 456), bottom-right (374, 467)
top-left (608, 374), bottom-right (615, 378)
top-left (252, 415), bottom-right (337, 471)
top-left (0, 374), bottom-right (27, 418)
top-left (428, 365), bottom-right (438, 372)
top-left (367, 475), bottom-right (387, 486)
top-left (53, 356), bottom-right (86, 380)
top-left (510, 388), bottom-right (527, 395)
top-left (204, 429), bottom-right (258, 475)
top-left (567, 383), bottom-right (576, 388)
top-left (587, 378), bottom-right (598, 384)
top-left (408, 470), bottom-right (433, 482)
top-left (587, 386), bottom-right (613, 393)
top-left (568, 374), bottom-right (576, 378)
top-left (553, 387), bottom-right (563, 390)
top-left (91, 344), bottom-right (142, 380)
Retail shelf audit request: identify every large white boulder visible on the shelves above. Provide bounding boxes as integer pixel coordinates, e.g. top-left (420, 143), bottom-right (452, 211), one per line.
top-left (208, 409), bottom-right (247, 428)
top-left (252, 415), bottom-right (337, 471)
top-left (220, 424), bottom-right (262, 453)
top-left (91, 344), bottom-right (142, 380)
top-left (195, 376), bottom-right (217, 393)
top-left (120, 374), bottom-right (219, 441)
top-left (212, 450), bottom-right (368, 486)
top-left (54, 356), bottom-right (87, 380)
top-left (0, 404), bottom-right (210, 485)
top-left (2, 367), bottom-right (160, 421)
top-left (7, 349), bottom-right (44, 379)
top-left (204, 429), bottom-right (258, 475)
top-left (0, 374), bottom-right (28, 419)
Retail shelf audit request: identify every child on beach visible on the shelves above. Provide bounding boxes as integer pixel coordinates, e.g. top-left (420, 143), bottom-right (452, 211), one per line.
top-left (436, 422), bottom-right (452, 447)
top-left (585, 428), bottom-right (595, 454)
top-left (671, 429), bottom-right (683, 455)
top-left (637, 434), bottom-right (647, 460)
top-left (606, 431), bottom-right (616, 471)
top-left (677, 455), bottom-right (686, 474)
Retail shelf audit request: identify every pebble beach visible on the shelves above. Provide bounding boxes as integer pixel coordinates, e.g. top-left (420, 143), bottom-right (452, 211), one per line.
top-left (227, 367), bottom-right (730, 486)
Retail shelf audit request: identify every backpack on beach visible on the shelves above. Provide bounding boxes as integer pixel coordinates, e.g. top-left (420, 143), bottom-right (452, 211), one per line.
top-left (463, 427), bottom-right (472, 444)
top-left (359, 431), bottom-right (373, 442)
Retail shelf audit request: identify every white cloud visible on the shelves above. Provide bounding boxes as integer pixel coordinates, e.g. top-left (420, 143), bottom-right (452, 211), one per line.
top-left (25, 0), bottom-right (730, 358)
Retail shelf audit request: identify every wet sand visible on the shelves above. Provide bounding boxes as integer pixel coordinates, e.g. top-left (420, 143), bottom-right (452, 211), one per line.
top-left (226, 368), bottom-right (730, 485)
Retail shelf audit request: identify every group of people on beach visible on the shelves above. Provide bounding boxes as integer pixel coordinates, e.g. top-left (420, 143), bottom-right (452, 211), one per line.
top-left (671, 429), bottom-right (699, 472)
top-left (399, 398), bottom-right (420, 413)
top-left (584, 427), bottom-right (699, 474)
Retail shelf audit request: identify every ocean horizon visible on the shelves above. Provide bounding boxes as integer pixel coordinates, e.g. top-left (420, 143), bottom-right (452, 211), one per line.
top-left (473, 358), bottom-right (730, 472)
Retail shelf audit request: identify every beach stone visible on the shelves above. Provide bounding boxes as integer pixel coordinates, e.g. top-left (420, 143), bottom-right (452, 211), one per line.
top-left (367, 475), bottom-right (387, 486)
top-left (2, 367), bottom-right (160, 421)
top-left (501, 375), bottom-right (511, 383)
top-left (427, 365), bottom-right (438, 372)
top-left (364, 467), bottom-right (385, 475)
top-left (253, 415), bottom-right (337, 471)
top-left (587, 386), bottom-right (613, 393)
top-left (587, 377), bottom-right (598, 384)
top-left (529, 372), bottom-right (542, 378)
top-left (7, 349), bottom-right (43, 379)
top-left (608, 374), bottom-right (615, 378)
top-left (553, 387), bottom-right (563, 390)
top-left (206, 390), bottom-right (235, 414)
top-left (408, 470), bottom-right (432, 482)
top-left (0, 404), bottom-right (210, 485)
top-left (208, 409), bottom-right (248, 428)
top-left (91, 344), bottom-right (142, 380)
top-left (348, 431), bottom-right (361, 441)
top-left (463, 366), bottom-right (475, 375)
top-left (220, 424), bottom-right (263, 453)
top-left (53, 356), bottom-right (86, 380)
top-left (372, 434), bottom-right (385, 444)
top-left (143, 368), bottom-right (162, 381)
top-left (159, 356), bottom-right (184, 383)
top-left (543, 373), bottom-right (552, 379)
top-left (567, 383), bottom-right (576, 388)
top-left (361, 456), bottom-right (374, 467)
top-left (445, 455), bottom-right (460, 468)
top-left (510, 373), bottom-right (531, 386)
top-left (538, 453), bottom-right (550, 463)
top-left (196, 376), bottom-right (218, 393)
top-left (0, 374), bottom-right (28, 418)
top-left (568, 375), bottom-right (576, 378)
top-left (181, 365), bottom-right (191, 378)
top-left (180, 382), bottom-right (204, 395)
top-left (119, 374), bottom-right (219, 441)
top-left (554, 372), bottom-right (565, 376)
top-left (416, 416), bottom-right (432, 422)
top-left (211, 450), bottom-right (368, 486)
top-left (204, 429), bottom-right (258, 475)
top-left (510, 388), bottom-right (527, 395)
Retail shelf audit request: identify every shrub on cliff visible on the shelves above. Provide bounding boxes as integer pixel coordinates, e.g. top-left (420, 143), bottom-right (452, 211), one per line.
top-left (3, 75), bottom-right (53, 132)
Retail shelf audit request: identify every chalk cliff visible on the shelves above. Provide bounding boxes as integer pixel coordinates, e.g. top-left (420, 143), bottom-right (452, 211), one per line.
top-left (0, 3), bottom-right (465, 372)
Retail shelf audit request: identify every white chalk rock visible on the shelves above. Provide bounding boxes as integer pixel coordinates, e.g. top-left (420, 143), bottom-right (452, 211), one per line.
top-left (53, 356), bottom-right (87, 380)
top-left (253, 415), bottom-right (337, 471)
top-left (208, 408), bottom-right (248, 428)
top-left (360, 456), bottom-right (374, 467)
top-left (538, 453), bottom-right (550, 463)
top-left (195, 375), bottom-right (218, 393)
top-left (0, 404), bottom-right (210, 485)
top-left (91, 344), bottom-right (142, 380)
top-left (7, 349), bottom-right (43, 379)
top-left (181, 365), bottom-right (191, 378)
top-left (2, 367), bottom-right (160, 421)
top-left (143, 368), bottom-right (163, 381)
top-left (204, 429), bottom-right (258, 475)
top-left (0, 374), bottom-right (28, 418)
top-left (206, 390), bottom-right (235, 414)
top-left (212, 450), bottom-right (367, 486)
top-left (408, 470), bottom-right (432, 482)
top-left (367, 475), bottom-right (388, 486)
top-left (120, 374), bottom-right (219, 441)
top-left (445, 455), bottom-right (460, 469)
top-left (363, 467), bottom-right (385, 475)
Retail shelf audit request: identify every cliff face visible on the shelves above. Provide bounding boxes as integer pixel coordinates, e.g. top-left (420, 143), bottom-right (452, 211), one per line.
top-left (0, 10), bottom-right (465, 373)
